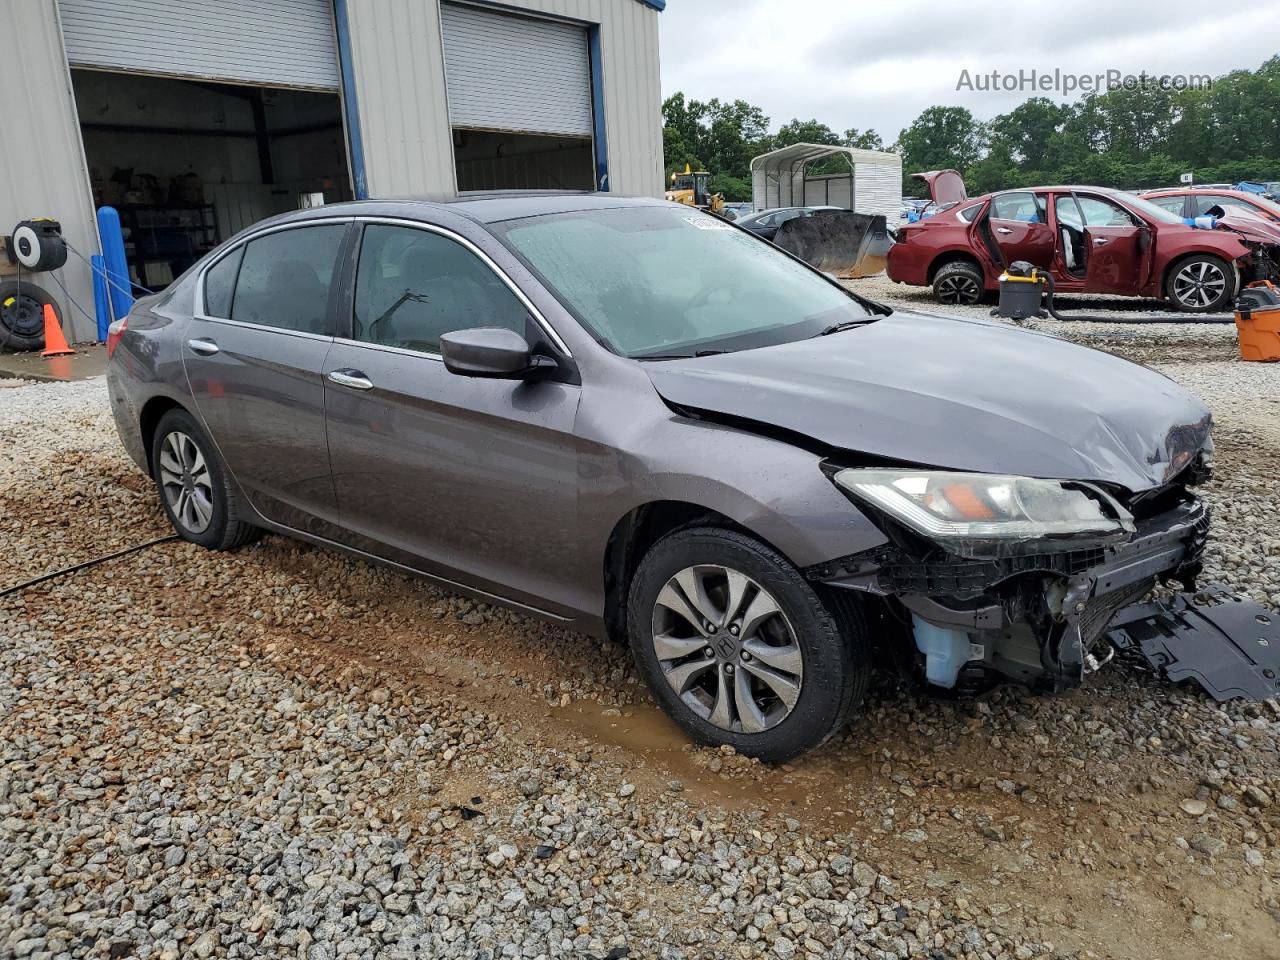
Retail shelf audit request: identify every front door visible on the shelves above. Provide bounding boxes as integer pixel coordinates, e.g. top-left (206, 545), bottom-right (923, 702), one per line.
top-left (322, 221), bottom-right (582, 615)
top-left (1073, 194), bottom-right (1151, 295)
top-left (182, 221), bottom-right (348, 534)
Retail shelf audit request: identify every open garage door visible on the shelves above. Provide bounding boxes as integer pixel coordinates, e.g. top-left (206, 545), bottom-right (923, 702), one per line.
top-left (59, 0), bottom-right (341, 91)
top-left (441, 2), bottom-right (595, 192)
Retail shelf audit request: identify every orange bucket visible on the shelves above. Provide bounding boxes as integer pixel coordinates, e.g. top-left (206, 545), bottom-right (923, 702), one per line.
top-left (1235, 282), bottom-right (1280, 362)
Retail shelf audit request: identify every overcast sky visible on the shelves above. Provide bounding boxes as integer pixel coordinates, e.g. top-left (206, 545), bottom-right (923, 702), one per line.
top-left (658, 0), bottom-right (1274, 143)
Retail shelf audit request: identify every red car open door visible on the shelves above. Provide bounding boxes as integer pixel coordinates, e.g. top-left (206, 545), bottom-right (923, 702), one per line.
top-left (1071, 193), bottom-right (1153, 295)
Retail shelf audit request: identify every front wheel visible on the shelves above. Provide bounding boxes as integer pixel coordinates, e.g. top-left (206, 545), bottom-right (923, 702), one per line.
top-left (1166, 255), bottom-right (1235, 313)
top-left (626, 527), bottom-right (869, 762)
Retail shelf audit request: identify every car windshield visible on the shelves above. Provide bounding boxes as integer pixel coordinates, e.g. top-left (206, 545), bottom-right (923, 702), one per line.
top-left (497, 205), bottom-right (874, 358)
top-left (1121, 194), bottom-right (1187, 224)
top-left (1232, 194), bottom-right (1280, 218)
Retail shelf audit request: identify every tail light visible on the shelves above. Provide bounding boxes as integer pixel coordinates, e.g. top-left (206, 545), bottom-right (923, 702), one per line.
top-left (106, 316), bottom-right (127, 358)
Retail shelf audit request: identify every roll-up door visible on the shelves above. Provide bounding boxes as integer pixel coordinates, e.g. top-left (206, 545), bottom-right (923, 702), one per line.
top-left (441, 3), bottom-right (592, 138)
top-left (59, 0), bottom-right (340, 90)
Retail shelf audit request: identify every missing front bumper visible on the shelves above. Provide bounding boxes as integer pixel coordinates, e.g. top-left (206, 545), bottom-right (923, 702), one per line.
top-left (1108, 585), bottom-right (1280, 702)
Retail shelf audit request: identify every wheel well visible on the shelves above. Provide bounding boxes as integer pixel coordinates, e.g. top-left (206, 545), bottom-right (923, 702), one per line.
top-left (927, 251), bottom-right (983, 284)
top-left (138, 396), bottom-right (184, 472)
top-left (602, 501), bottom-right (754, 645)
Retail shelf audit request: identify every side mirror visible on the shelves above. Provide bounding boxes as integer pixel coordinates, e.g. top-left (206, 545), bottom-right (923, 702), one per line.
top-left (440, 327), bottom-right (556, 380)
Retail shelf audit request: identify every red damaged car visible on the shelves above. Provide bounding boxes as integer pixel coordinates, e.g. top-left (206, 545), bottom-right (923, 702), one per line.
top-left (887, 171), bottom-right (1280, 312)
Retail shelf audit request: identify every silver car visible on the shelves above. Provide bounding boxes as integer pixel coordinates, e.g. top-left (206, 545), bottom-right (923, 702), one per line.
top-left (106, 195), bottom-right (1276, 762)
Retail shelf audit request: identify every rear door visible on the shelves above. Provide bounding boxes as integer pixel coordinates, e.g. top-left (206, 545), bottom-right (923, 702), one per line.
top-left (1074, 194), bottom-right (1152, 295)
top-left (987, 192), bottom-right (1055, 268)
top-left (183, 220), bottom-right (349, 535)
top-left (322, 218), bottom-right (583, 614)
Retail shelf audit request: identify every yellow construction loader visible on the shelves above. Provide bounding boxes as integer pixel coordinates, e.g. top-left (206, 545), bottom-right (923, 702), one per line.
top-left (664, 164), bottom-right (725, 215)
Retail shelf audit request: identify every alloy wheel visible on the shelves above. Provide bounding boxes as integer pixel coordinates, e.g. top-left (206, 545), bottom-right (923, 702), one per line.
top-left (936, 274), bottom-right (982, 304)
top-left (650, 564), bottom-right (803, 734)
top-left (158, 430), bottom-right (215, 534)
top-left (1172, 261), bottom-right (1226, 309)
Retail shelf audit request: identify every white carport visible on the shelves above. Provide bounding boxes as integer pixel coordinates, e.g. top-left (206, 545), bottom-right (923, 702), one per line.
top-left (750, 143), bottom-right (902, 220)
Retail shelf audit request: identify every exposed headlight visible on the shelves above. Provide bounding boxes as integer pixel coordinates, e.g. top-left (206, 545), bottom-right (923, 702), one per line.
top-left (832, 469), bottom-right (1134, 546)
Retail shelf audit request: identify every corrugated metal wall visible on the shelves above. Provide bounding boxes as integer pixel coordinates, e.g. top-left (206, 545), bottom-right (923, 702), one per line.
top-left (60, 0), bottom-right (341, 90)
top-left (854, 157), bottom-right (903, 222)
top-left (0, 2), bottom-right (99, 342)
top-left (347, 0), bottom-right (663, 198)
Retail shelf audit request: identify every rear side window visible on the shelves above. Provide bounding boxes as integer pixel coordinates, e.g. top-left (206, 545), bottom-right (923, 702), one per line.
top-left (1149, 196), bottom-right (1187, 216)
top-left (352, 224), bottom-right (530, 355)
top-left (991, 192), bottom-right (1044, 223)
top-left (956, 204), bottom-right (983, 222)
top-left (203, 246), bottom-right (243, 318)
top-left (231, 225), bottom-right (346, 334)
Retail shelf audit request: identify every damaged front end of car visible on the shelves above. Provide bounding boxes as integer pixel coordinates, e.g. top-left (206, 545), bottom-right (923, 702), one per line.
top-left (809, 448), bottom-right (1280, 703)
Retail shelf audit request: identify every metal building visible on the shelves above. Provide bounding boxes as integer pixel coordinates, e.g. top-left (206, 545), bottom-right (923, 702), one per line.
top-left (0, 0), bottom-right (665, 342)
top-left (750, 143), bottom-right (902, 221)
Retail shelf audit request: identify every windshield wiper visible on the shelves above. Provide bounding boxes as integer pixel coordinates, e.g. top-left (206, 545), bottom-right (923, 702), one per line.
top-left (815, 318), bottom-right (880, 337)
top-left (635, 349), bottom-right (726, 361)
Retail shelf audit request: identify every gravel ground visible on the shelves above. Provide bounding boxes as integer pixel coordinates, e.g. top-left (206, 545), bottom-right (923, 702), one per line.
top-left (1, 303), bottom-right (1278, 959)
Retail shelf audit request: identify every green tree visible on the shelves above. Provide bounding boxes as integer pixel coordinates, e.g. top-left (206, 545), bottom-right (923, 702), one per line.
top-left (988, 98), bottom-right (1069, 170)
top-left (894, 106), bottom-right (987, 194)
top-left (842, 128), bottom-right (884, 151)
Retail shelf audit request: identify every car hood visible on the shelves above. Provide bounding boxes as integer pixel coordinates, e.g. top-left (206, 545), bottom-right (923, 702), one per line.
top-left (1210, 208), bottom-right (1280, 244)
top-left (646, 311), bottom-right (1212, 492)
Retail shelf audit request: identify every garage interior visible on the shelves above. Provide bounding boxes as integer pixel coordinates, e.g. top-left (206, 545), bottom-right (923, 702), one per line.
top-left (71, 69), bottom-right (351, 290)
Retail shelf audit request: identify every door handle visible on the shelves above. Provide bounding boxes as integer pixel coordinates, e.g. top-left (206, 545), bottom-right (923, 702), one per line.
top-left (327, 369), bottom-right (374, 391)
top-left (1093, 237), bottom-right (1110, 245)
top-left (187, 338), bottom-right (219, 355)
top-left (995, 227), bottom-right (1013, 235)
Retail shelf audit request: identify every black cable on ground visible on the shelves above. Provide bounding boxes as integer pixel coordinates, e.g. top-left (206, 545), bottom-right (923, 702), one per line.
top-left (0, 535), bottom-right (179, 599)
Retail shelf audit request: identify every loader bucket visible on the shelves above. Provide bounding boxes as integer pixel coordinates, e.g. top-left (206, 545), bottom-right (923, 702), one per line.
top-left (772, 211), bottom-right (892, 279)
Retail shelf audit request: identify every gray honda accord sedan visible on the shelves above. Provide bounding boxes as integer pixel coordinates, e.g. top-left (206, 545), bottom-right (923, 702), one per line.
top-left (107, 195), bottom-right (1275, 762)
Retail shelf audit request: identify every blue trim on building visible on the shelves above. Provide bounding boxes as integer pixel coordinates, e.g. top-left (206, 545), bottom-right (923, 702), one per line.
top-left (333, 0), bottom-right (369, 199)
top-left (587, 25), bottom-right (609, 192)
top-left (636, 0), bottom-right (666, 10)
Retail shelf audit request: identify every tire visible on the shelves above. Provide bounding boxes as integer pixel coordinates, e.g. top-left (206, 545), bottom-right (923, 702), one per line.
top-left (0, 279), bottom-right (58, 352)
top-left (932, 260), bottom-right (985, 306)
top-left (1165, 255), bottom-right (1235, 313)
top-left (151, 408), bottom-right (261, 550)
top-left (626, 526), bottom-right (869, 763)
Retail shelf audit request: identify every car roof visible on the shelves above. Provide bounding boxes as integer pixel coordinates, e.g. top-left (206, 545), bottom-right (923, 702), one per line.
top-left (1144, 188), bottom-right (1258, 196)
top-left (262, 193), bottom-right (670, 228)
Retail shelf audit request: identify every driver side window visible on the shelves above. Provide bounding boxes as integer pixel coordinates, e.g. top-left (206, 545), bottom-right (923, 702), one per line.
top-left (1074, 195), bottom-right (1138, 227)
top-left (352, 224), bottom-right (530, 355)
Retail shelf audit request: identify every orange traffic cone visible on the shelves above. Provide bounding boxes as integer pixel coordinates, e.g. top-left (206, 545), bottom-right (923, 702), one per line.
top-left (40, 303), bottom-right (74, 357)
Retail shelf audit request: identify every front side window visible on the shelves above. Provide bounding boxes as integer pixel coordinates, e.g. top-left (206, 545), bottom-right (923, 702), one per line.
top-left (203, 245), bottom-right (243, 318)
top-left (353, 224), bottom-right (530, 354)
top-left (1074, 195), bottom-right (1138, 228)
top-left (498, 205), bottom-right (874, 358)
top-left (231, 225), bottom-right (346, 334)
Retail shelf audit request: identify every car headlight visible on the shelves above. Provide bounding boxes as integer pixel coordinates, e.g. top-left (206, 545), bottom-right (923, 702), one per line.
top-left (832, 469), bottom-right (1134, 547)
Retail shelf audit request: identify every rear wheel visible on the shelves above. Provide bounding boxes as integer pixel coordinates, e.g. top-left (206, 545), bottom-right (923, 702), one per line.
top-left (1166, 255), bottom-right (1235, 313)
top-left (626, 526), bottom-right (868, 762)
top-left (151, 408), bottom-right (261, 550)
top-left (932, 260), bottom-right (985, 306)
